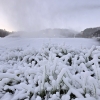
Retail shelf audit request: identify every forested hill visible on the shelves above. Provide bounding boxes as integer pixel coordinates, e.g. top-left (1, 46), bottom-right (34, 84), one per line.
top-left (76, 27), bottom-right (100, 38)
top-left (0, 29), bottom-right (10, 37)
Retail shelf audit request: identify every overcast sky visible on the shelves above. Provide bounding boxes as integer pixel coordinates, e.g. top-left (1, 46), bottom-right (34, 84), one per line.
top-left (0, 0), bottom-right (100, 31)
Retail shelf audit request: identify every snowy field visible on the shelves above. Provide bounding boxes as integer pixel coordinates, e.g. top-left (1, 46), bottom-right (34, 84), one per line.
top-left (0, 38), bottom-right (99, 49)
top-left (0, 38), bottom-right (100, 100)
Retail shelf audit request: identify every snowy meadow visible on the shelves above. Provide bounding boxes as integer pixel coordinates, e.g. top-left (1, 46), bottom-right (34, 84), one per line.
top-left (0, 38), bottom-right (100, 100)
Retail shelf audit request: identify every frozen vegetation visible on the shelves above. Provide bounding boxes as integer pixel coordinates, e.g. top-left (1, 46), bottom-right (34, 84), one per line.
top-left (0, 38), bottom-right (100, 100)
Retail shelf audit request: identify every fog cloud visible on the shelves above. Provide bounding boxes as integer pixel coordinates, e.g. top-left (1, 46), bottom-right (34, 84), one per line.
top-left (0, 0), bottom-right (100, 31)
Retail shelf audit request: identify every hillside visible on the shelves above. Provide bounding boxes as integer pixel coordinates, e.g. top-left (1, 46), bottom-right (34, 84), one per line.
top-left (76, 27), bottom-right (100, 38)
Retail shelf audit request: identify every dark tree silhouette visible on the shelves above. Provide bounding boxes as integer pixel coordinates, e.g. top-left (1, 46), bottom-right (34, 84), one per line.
top-left (93, 30), bottom-right (100, 37)
top-left (0, 29), bottom-right (10, 37)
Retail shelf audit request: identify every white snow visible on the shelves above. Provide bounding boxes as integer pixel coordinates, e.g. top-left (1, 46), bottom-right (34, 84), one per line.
top-left (0, 38), bottom-right (99, 50)
top-left (0, 38), bottom-right (100, 100)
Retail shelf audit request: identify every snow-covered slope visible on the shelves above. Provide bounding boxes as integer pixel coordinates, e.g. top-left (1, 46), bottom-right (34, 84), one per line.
top-left (0, 38), bottom-right (100, 100)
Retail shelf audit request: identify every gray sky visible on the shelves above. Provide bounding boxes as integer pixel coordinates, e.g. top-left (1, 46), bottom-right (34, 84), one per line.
top-left (0, 0), bottom-right (100, 31)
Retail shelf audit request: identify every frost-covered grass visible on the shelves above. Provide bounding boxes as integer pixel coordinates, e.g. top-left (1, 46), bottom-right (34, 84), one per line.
top-left (0, 43), bottom-right (100, 100)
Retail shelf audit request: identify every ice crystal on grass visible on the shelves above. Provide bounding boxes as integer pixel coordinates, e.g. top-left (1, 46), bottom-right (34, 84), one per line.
top-left (0, 45), bottom-right (100, 100)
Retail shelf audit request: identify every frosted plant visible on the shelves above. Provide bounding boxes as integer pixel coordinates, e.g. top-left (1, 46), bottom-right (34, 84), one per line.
top-left (0, 44), bottom-right (100, 100)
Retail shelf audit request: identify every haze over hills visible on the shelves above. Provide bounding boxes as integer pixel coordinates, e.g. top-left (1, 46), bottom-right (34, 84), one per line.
top-left (6, 28), bottom-right (78, 38)
top-left (1, 26), bottom-right (100, 38)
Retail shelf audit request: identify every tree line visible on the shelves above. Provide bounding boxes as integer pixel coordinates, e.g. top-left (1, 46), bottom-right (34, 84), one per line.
top-left (0, 29), bottom-right (10, 37)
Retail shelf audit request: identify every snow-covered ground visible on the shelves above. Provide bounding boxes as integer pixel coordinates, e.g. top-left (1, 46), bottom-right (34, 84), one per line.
top-left (0, 38), bottom-right (100, 100)
top-left (0, 38), bottom-right (99, 49)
